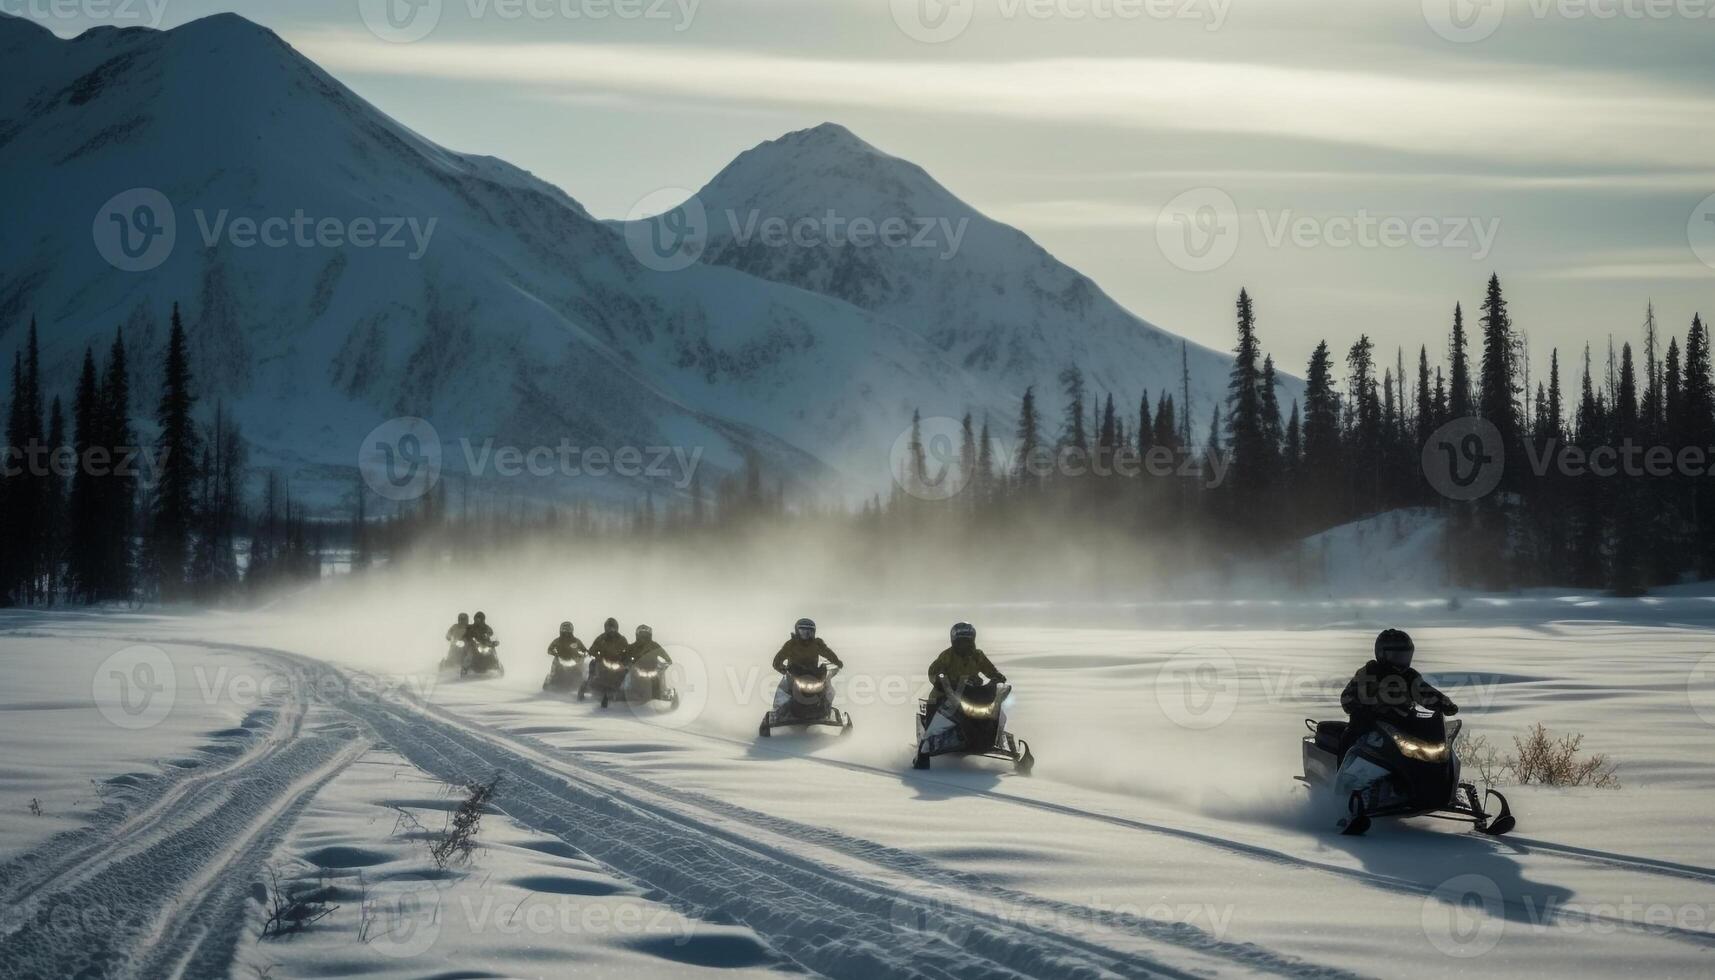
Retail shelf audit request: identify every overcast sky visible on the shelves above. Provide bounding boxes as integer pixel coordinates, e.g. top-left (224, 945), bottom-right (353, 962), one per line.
top-left (27, 0), bottom-right (1715, 382)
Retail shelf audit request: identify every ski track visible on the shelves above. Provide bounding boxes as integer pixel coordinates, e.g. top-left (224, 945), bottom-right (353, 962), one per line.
top-left (0, 669), bottom-right (369, 980)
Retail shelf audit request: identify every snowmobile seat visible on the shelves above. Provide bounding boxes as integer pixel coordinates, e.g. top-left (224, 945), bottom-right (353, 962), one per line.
top-left (1314, 720), bottom-right (1347, 754)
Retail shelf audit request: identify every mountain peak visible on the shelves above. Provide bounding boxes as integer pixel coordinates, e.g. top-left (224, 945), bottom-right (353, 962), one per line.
top-left (775, 122), bottom-right (873, 151)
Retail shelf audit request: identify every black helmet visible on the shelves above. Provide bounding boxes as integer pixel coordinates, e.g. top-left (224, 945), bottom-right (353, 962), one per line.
top-left (794, 618), bottom-right (816, 641)
top-left (604, 617), bottom-right (619, 633)
top-left (950, 621), bottom-right (977, 644)
top-left (457, 612), bottom-right (469, 625)
top-left (474, 611), bottom-right (486, 624)
top-left (1375, 629), bottom-right (1414, 668)
top-left (560, 621), bottom-right (573, 635)
top-left (636, 624), bottom-right (653, 642)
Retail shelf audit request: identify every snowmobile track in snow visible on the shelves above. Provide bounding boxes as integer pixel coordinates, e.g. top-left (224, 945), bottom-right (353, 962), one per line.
top-left (0, 670), bottom-right (369, 980)
top-left (654, 720), bottom-right (1715, 951)
top-left (328, 665), bottom-right (1360, 980)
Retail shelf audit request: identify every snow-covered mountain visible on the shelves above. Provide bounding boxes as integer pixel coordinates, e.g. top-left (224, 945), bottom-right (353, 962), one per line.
top-left (1, 13), bottom-right (1253, 508)
top-left (678, 123), bottom-right (1247, 419)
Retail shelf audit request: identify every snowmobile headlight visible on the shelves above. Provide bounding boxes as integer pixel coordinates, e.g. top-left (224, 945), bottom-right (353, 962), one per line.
top-left (793, 677), bottom-right (826, 695)
top-left (632, 666), bottom-right (660, 680)
top-left (1391, 731), bottom-right (1447, 763)
top-left (456, 640), bottom-right (467, 648)
top-left (958, 697), bottom-right (998, 720)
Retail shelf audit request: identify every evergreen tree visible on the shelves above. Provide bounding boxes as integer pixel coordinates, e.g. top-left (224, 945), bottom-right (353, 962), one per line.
top-left (1223, 290), bottom-right (1268, 509)
top-left (68, 348), bottom-right (103, 601)
top-left (1477, 274), bottom-right (1521, 457)
top-left (1058, 366), bottom-right (1088, 454)
top-left (958, 412), bottom-right (977, 503)
top-left (975, 416), bottom-right (995, 503)
top-left (1301, 341), bottom-right (1342, 524)
top-left (1449, 303), bottom-right (1472, 419)
top-left (1415, 346), bottom-right (1435, 446)
top-left (149, 305), bottom-right (201, 599)
top-left (100, 327), bottom-right (135, 601)
top-left (1260, 355), bottom-right (1283, 468)
top-left (1137, 390), bottom-right (1153, 455)
top-left (44, 397), bottom-right (66, 600)
top-left (1153, 394), bottom-right (1178, 452)
top-left (1013, 386), bottom-right (1041, 487)
top-left (1544, 349), bottom-right (1564, 442)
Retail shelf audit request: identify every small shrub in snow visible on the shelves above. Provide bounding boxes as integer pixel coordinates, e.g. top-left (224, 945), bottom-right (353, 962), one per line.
top-left (259, 866), bottom-right (339, 938)
top-left (1510, 723), bottom-right (1620, 789)
top-left (428, 776), bottom-right (500, 869)
top-left (1461, 725), bottom-right (1619, 789)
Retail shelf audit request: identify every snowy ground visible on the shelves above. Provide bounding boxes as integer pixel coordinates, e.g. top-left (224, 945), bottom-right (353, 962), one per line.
top-left (1, 593), bottom-right (1713, 979)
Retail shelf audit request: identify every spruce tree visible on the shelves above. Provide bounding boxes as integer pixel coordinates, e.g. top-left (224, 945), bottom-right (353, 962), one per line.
top-left (68, 348), bottom-right (103, 601)
top-left (1449, 303), bottom-right (1472, 419)
top-left (1013, 386), bottom-right (1041, 487)
top-left (101, 327), bottom-right (135, 601)
top-left (1477, 274), bottom-right (1520, 453)
top-left (1415, 346), bottom-right (1435, 446)
top-left (1224, 289), bottom-right (1266, 505)
top-left (150, 304), bottom-right (201, 599)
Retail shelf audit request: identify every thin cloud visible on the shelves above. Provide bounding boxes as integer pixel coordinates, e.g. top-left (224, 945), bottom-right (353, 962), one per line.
top-left (297, 31), bottom-right (1715, 171)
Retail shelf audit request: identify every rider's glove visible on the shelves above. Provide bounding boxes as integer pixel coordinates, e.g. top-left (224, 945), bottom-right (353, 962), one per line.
top-left (993, 673), bottom-right (1008, 684)
top-left (1443, 702), bottom-right (1459, 717)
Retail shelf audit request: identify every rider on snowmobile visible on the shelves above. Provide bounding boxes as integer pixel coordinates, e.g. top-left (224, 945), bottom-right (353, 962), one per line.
top-left (547, 621), bottom-right (587, 663)
top-left (624, 625), bottom-right (670, 667)
top-left (466, 611), bottom-right (496, 648)
top-left (589, 618), bottom-right (628, 664)
top-left (772, 618), bottom-right (843, 674)
top-left (923, 622), bottom-right (1006, 721)
top-left (1338, 629), bottom-right (1457, 759)
top-left (445, 612), bottom-right (470, 644)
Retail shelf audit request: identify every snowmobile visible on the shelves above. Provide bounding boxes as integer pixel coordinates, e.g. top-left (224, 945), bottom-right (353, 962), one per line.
top-left (439, 640), bottom-right (467, 676)
top-left (579, 653), bottom-right (630, 705)
top-left (580, 652), bottom-right (679, 709)
top-left (912, 676), bottom-right (1033, 775)
top-left (542, 654), bottom-right (588, 694)
top-left (758, 664), bottom-right (853, 737)
top-left (459, 636), bottom-right (504, 679)
top-left (620, 650), bottom-right (680, 710)
top-left (1299, 705), bottom-right (1514, 836)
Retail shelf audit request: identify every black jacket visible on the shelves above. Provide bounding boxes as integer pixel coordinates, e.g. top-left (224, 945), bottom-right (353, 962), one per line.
top-left (1340, 660), bottom-right (1457, 723)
